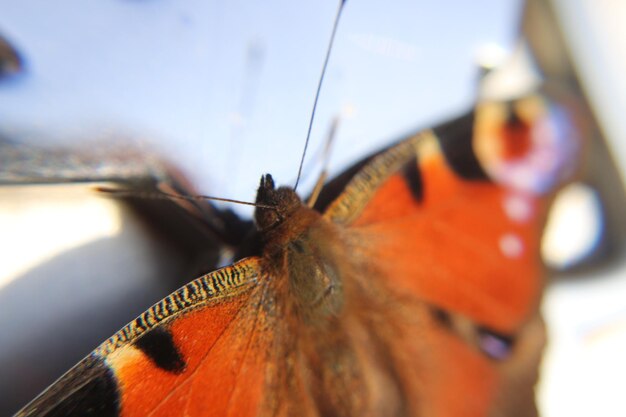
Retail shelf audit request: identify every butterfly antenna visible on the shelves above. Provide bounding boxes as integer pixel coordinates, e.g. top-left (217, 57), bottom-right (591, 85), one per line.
top-left (95, 186), bottom-right (276, 210)
top-left (293, 0), bottom-right (347, 191)
top-left (307, 116), bottom-right (340, 207)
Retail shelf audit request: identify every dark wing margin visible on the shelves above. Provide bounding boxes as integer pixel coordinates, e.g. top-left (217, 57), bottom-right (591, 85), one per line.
top-left (433, 110), bottom-right (489, 180)
top-left (324, 130), bottom-right (434, 225)
top-left (95, 257), bottom-right (260, 357)
top-left (15, 355), bottom-right (120, 417)
top-left (315, 109), bottom-right (486, 215)
top-left (15, 258), bottom-right (262, 417)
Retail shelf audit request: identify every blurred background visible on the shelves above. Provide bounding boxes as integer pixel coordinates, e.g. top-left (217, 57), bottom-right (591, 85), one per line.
top-left (0, 0), bottom-right (624, 415)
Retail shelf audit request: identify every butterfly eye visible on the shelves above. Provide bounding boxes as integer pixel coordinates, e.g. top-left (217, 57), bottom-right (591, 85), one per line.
top-left (476, 327), bottom-right (515, 360)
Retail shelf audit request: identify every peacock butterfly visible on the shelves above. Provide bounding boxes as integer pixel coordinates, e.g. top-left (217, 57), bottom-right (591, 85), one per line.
top-left (14, 93), bottom-right (579, 416)
top-left (11, 2), bottom-right (581, 416)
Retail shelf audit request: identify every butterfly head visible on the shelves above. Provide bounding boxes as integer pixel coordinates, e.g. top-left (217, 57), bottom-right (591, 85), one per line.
top-left (255, 174), bottom-right (303, 231)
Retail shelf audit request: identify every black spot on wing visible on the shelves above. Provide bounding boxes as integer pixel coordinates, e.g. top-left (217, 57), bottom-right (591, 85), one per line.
top-left (433, 111), bottom-right (489, 181)
top-left (133, 327), bottom-right (186, 374)
top-left (429, 306), bottom-right (515, 361)
top-left (401, 157), bottom-right (423, 202)
top-left (17, 355), bottom-right (120, 417)
top-left (430, 306), bottom-right (453, 329)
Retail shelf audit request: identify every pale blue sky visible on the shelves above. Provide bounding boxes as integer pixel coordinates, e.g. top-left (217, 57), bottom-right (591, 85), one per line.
top-left (0, 0), bottom-right (522, 214)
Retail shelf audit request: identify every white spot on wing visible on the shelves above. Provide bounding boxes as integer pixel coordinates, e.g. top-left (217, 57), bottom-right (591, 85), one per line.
top-left (503, 193), bottom-right (534, 223)
top-left (542, 183), bottom-right (604, 269)
top-left (499, 233), bottom-right (524, 258)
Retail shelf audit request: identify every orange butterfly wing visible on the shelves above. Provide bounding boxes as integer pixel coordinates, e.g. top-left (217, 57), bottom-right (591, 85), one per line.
top-left (345, 132), bottom-right (543, 332)
top-left (322, 95), bottom-right (575, 416)
top-left (328, 96), bottom-right (573, 333)
top-left (17, 259), bottom-right (273, 417)
top-left (111, 292), bottom-right (265, 416)
top-left (16, 95), bottom-right (577, 417)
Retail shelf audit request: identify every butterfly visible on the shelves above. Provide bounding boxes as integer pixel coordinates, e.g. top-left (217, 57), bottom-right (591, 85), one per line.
top-left (14, 82), bottom-right (579, 416)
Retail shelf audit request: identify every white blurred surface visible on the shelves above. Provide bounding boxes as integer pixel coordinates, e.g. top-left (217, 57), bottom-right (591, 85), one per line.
top-left (0, 185), bottom-right (123, 289)
top-left (537, 1), bottom-right (626, 415)
top-left (542, 183), bottom-right (604, 270)
top-left (541, 262), bottom-right (626, 417)
top-left (552, 0), bottom-right (626, 183)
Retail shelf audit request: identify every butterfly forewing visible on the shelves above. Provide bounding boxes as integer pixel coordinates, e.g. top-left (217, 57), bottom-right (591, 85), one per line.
top-left (16, 92), bottom-right (577, 417)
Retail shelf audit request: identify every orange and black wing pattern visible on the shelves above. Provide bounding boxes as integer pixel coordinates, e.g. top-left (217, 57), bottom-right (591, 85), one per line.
top-left (17, 258), bottom-right (268, 417)
top-left (16, 94), bottom-right (578, 417)
top-left (328, 95), bottom-right (575, 332)
top-left (322, 94), bottom-right (577, 416)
